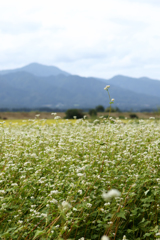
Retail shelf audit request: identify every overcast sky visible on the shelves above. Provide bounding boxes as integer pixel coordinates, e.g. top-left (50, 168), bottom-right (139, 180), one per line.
top-left (0, 0), bottom-right (160, 79)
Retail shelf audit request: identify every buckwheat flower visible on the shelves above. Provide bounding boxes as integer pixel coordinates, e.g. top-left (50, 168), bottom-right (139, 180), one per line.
top-left (102, 189), bottom-right (121, 201)
top-left (0, 190), bottom-right (5, 194)
top-left (55, 224), bottom-right (60, 228)
top-left (144, 189), bottom-right (149, 195)
top-left (50, 190), bottom-right (59, 194)
top-left (155, 232), bottom-right (160, 236)
top-left (41, 213), bottom-right (47, 218)
top-left (63, 226), bottom-right (68, 230)
top-left (54, 116), bottom-right (61, 119)
top-left (70, 183), bottom-right (75, 188)
top-left (18, 220), bottom-right (23, 224)
top-left (31, 205), bottom-right (36, 208)
top-left (61, 201), bottom-right (72, 210)
top-left (78, 189), bottom-right (83, 195)
top-left (73, 207), bottom-right (78, 211)
top-left (77, 173), bottom-right (84, 177)
top-left (108, 221), bottom-right (113, 224)
top-left (101, 235), bottom-right (110, 240)
top-left (11, 183), bottom-right (18, 186)
top-left (51, 112), bottom-right (57, 115)
top-left (104, 85), bottom-right (110, 90)
top-left (104, 202), bottom-right (110, 206)
top-left (86, 203), bottom-right (92, 208)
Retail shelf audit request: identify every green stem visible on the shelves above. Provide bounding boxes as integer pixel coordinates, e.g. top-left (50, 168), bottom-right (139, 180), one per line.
top-left (107, 89), bottom-right (112, 119)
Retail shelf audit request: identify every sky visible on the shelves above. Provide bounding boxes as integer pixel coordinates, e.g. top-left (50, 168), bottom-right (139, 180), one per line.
top-left (0, 0), bottom-right (160, 79)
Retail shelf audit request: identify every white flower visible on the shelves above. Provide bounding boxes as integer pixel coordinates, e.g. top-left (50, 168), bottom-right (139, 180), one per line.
top-left (31, 205), bottom-right (36, 208)
top-left (78, 189), bottom-right (83, 195)
top-left (70, 183), bottom-right (75, 188)
top-left (51, 112), bottom-right (57, 115)
top-left (0, 190), bottom-right (5, 194)
top-left (102, 189), bottom-right (121, 201)
top-left (86, 203), bottom-right (92, 208)
top-left (77, 173), bottom-right (84, 177)
top-left (18, 220), bottom-right (23, 224)
top-left (50, 198), bottom-right (58, 204)
top-left (61, 201), bottom-right (72, 210)
top-left (11, 183), bottom-right (18, 186)
top-left (104, 85), bottom-right (110, 90)
top-left (101, 235), bottom-right (110, 240)
top-left (54, 116), bottom-right (61, 119)
top-left (111, 98), bottom-right (114, 102)
top-left (50, 190), bottom-right (59, 194)
top-left (104, 202), bottom-right (110, 206)
top-left (122, 235), bottom-right (127, 240)
top-left (144, 189), bottom-right (149, 195)
top-left (41, 213), bottom-right (47, 217)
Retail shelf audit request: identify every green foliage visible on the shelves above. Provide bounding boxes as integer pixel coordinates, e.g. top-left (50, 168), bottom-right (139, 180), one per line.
top-left (119, 115), bottom-right (125, 119)
top-left (130, 113), bottom-right (138, 119)
top-left (65, 108), bottom-right (84, 119)
top-left (95, 105), bottom-right (105, 112)
top-left (0, 119), bottom-right (160, 239)
top-left (88, 108), bottom-right (97, 116)
top-left (105, 106), bottom-right (120, 112)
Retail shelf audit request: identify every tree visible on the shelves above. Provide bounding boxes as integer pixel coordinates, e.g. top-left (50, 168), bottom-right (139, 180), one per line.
top-left (88, 109), bottom-right (97, 116)
top-left (65, 109), bottom-right (84, 119)
top-left (105, 106), bottom-right (120, 112)
top-left (95, 105), bottom-right (105, 112)
top-left (129, 114), bottom-right (138, 119)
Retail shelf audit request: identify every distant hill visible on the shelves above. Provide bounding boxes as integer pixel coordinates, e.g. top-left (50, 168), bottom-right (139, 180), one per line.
top-left (105, 75), bottom-right (160, 98)
top-left (0, 63), bottom-right (70, 77)
top-left (0, 63), bottom-right (160, 111)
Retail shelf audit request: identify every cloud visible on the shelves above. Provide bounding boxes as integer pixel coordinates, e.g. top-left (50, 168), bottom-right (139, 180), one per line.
top-left (0, 22), bottom-right (41, 35)
top-left (132, 0), bottom-right (160, 5)
top-left (0, 0), bottom-right (160, 79)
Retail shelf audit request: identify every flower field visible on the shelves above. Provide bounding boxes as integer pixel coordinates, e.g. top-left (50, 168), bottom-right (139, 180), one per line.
top-left (0, 118), bottom-right (160, 239)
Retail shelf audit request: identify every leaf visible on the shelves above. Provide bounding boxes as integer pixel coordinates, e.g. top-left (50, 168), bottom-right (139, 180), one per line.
top-left (0, 227), bottom-right (17, 238)
top-left (141, 217), bottom-right (145, 223)
top-left (150, 225), bottom-right (159, 232)
top-left (143, 232), bottom-right (154, 237)
top-left (117, 209), bottom-right (126, 219)
top-left (33, 230), bottom-right (46, 239)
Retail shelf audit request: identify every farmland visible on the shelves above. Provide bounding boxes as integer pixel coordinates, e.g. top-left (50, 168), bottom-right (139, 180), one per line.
top-left (0, 118), bottom-right (160, 239)
top-left (0, 111), bottom-right (160, 120)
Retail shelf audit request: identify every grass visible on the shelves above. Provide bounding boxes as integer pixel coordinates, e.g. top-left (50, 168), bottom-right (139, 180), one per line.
top-left (0, 111), bottom-right (160, 121)
top-left (0, 117), bottom-right (160, 240)
top-left (0, 119), bottom-right (77, 125)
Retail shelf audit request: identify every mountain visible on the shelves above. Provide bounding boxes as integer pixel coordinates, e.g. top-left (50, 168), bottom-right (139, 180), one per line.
top-left (0, 65), bottom-right (160, 111)
top-left (105, 75), bottom-right (160, 98)
top-left (0, 63), bottom-right (70, 77)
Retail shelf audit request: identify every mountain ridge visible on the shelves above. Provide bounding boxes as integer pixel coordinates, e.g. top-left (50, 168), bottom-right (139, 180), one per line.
top-left (0, 63), bottom-right (160, 111)
top-left (0, 62), bottom-right (70, 77)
